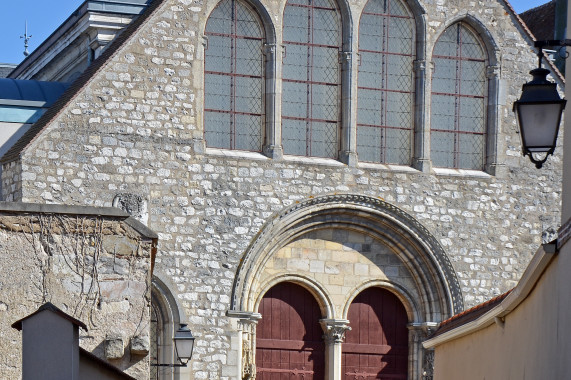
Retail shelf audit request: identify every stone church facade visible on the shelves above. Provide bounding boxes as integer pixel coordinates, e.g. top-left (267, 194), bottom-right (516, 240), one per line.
top-left (0, 0), bottom-right (563, 379)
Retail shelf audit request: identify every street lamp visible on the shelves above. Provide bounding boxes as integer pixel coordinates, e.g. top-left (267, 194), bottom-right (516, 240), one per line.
top-left (173, 324), bottom-right (195, 366)
top-left (152, 324), bottom-right (195, 367)
top-left (513, 40), bottom-right (568, 168)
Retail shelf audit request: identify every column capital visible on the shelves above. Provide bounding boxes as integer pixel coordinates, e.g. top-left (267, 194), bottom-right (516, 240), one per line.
top-left (414, 59), bottom-right (427, 73)
top-left (263, 43), bottom-right (277, 56)
top-left (339, 51), bottom-right (353, 63)
top-left (486, 64), bottom-right (500, 79)
top-left (408, 321), bottom-right (438, 336)
top-left (227, 311), bottom-right (261, 328)
top-left (320, 319), bottom-right (351, 344)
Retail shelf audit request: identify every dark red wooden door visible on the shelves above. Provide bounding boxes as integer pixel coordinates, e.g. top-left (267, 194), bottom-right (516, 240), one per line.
top-left (342, 287), bottom-right (408, 379)
top-left (256, 282), bottom-right (325, 380)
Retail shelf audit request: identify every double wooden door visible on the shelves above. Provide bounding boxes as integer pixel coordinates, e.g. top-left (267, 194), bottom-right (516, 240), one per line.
top-left (256, 283), bottom-right (408, 380)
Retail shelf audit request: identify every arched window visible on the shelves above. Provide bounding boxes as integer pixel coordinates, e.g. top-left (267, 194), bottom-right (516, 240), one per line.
top-left (430, 23), bottom-right (487, 170)
top-left (204, 0), bottom-right (265, 151)
top-left (150, 278), bottom-right (182, 380)
top-left (357, 0), bottom-right (414, 165)
top-left (282, 0), bottom-right (342, 158)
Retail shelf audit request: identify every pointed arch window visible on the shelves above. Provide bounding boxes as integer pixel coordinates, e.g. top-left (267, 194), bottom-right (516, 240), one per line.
top-left (357, 0), bottom-right (414, 165)
top-left (281, 0), bottom-right (342, 158)
top-left (430, 23), bottom-right (487, 170)
top-left (204, 0), bottom-right (265, 151)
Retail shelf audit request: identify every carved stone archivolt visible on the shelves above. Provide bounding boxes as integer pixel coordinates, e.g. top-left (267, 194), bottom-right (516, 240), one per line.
top-left (231, 194), bottom-right (464, 316)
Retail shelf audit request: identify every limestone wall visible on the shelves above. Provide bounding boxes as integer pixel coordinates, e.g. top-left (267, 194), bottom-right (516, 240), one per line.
top-left (0, 203), bottom-right (155, 380)
top-left (0, 0), bottom-right (564, 378)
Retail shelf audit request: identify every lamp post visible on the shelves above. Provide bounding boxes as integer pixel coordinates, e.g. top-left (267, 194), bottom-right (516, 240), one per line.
top-left (152, 324), bottom-right (195, 367)
top-left (513, 40), bottom-right (568, 168)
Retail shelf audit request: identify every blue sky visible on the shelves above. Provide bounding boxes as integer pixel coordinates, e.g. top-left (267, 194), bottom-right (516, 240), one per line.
top-left (0, 0), bottom-right (552, 65)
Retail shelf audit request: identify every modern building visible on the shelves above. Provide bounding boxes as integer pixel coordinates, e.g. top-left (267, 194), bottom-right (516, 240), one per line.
top-left (0, 0), bottom-right (564, 379)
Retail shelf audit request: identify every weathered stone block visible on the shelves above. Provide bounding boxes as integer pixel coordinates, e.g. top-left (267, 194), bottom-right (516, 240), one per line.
top-left (130, 334), bottom-right (150, 355)
top-left (105, 335), bottom-right (125, 359)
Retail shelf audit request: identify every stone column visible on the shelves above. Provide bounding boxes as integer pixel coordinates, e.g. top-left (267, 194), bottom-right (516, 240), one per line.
top-left (412, 59), bottom-right (431, 172)
top-left (320, 319), bottom-right (351, 380)
top-left (262, 43), bottom-right (283, 159)
top-left (339, 51), bottom-right (357, 166)
top-left (408, 322), bottom-right (438, 380)
top-left (484, 64), bottom-right (506, 176)
top-left (228, 311), bottom-right (261, 380)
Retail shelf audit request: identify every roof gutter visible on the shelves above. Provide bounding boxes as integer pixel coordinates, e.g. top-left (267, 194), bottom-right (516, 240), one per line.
top-left (423, 241), bottom-right (558, 349)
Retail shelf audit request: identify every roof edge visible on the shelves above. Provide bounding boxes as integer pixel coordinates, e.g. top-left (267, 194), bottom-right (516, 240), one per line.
top-left (502, 0), bottom-right (565, 84)
top-left (11, 302), bottom-right (88, 331)
top-left (0, 0), bottom-right (167, 164)
top-left (79, 348), bottom-right (137, 380)
top-left (423, 242), bottom-right (558, 348)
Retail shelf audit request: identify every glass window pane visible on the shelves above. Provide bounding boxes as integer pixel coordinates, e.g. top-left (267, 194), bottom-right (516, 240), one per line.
top-left (283, 120), bottom-right (307, 156)
top-left (310, 122), bottom-right (338, 158)
top-left (431, 131), bottom-right (455, 168)
top-left (311, 84), bottom-right (339, 121)
top-left (458, 133), bottom-right (484, 169)
top-left (385, 127), bottom-right (411, 165)
top-left (431, 23), bottom-right (486, 168)
top-left (431, 94), bottom-right (456, 131)
top-left (282, 81), bottom-right (308, 118)
top-left (282, 0), bottom-right (341, 158)
top-left (204, 112), bottom-right (232, 149)
top-left (204, 0), bottom-right (264, 151)
top-left (356, 0), bottom-right (413, 164)
top-left (459, 97), bottom-right (485, 133)
top-left (386, 91), bottom-right (412, 127)
top-left (235, 77), bottom-right (263, 113)
top-left (283, 6), bottom-right (309, 43)
top-left (357, 88), bottom-right (382, 126)
top-left (235, 114), bottom-right (263, 150)
top-left (357, 125), bottom-right (383, 163)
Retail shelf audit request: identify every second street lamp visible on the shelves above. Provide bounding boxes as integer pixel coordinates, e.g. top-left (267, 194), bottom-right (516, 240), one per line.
top-left (513, 40), bottom-right (568, 168)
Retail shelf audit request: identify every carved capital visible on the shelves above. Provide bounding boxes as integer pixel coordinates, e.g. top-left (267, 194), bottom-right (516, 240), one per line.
top-left (408, 321), bottom-right (439, 338)
top-left (320, 319), bottom-right (351, 344)
top-left (263, 43), bottom-right (277, 56)
top-left (486, 64), bottom-right (500, 79)
top-left (228, 311), bottom-right (261, 332)
top-left (414, 59), bottom-right (426, 73)
top-left (339, 51), bottom-right (353, 63)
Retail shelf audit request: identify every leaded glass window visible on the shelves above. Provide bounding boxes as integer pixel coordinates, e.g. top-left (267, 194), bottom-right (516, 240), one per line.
top-left (204, 0), bottom-right (265, 151)
top-left (357, 0), bottom-right (414, 164)
top-left (431, 23), bottom-right (487, 170)
top-left (282, 0), bottom-right (341, 158)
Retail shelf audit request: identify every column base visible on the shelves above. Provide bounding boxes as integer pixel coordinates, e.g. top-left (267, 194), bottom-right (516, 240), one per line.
top-left (339, 151), bottom-right (358, 167)
top-left (263, 145), bottom-right (283, 160)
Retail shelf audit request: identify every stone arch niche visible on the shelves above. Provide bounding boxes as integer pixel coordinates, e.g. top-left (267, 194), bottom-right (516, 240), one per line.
top-left (228, 194), bottom-right (463, 379)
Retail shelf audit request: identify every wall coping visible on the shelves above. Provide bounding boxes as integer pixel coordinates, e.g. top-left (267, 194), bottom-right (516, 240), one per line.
top-left (0, 201), bottom-right (158, 240)
top-left (423, 241), bottom-right (558, 348)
